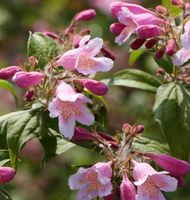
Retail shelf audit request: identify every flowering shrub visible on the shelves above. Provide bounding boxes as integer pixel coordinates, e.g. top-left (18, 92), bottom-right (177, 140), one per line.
top-left (0, 0), bottom-right (190, 200)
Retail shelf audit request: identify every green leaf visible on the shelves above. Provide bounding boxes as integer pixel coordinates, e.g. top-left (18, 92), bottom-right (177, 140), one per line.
top-left (27, 32), bottom-right (61, 68)
top-left (0, 80), bottom-right (17, 103)
top-left (129, 49), bottom-right (144, 65)
top-left (154, 56), bottom-right (173, 74)
top-left (104, 69), bottom-right (162, 93)
top-left (153, 82), bottom-right (190, 160)
top-left (162, 0), bottom-right (182, 17)
top-left (0, 189), bottom-right (12, 200)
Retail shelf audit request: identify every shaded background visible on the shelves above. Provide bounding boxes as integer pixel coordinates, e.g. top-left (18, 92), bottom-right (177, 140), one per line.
top-left (0, 0), bottom-right (190, 199)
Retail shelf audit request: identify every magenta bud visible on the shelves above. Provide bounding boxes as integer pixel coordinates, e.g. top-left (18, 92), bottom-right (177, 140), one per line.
top-left (73, 35), bottom-right (81, 48)
top-left (42, 31), bottom-right (60, 40)
top-left (101, 46), bottom-right (116, 60)
top-left (110, 23), bottom-right (125, 36)
top-left (120, 174), bottom-right (136, 200)
top-left (155, 48), bottom-right (165, 59)
top-left (24, 90), bottom-right (35, 101)
top-left (166, 39), bottom-right (177, 56)
top-left (0, 66), bottom-right (21, 80)
top-left (171, 0), bottom-right (183, 6)
top-left (155, 5), bottom-right (168, 15)
top-left (75, 9), bottom-right (96, 22)
top-left (13, 71), bottom-right (44, 88)
top-left (0, 167), bottom-right (15, 184)
top-left (130, 38), bottom-right (146, 50)
top-left (145, 38), bottom-right (158, 49)
top-left (72, 127), bottom-right (95, 141)
top-left (122, 123), bottom-right (132, 133)
top-left (137, 26), bottom-right (163, 39)
top-left (78, 79), bottom-right (109, 96)
top-left (104, 193), bottom-right (115, 200)
top-left (133, 125), bottom-right (144, 134)
top-left (144, 153), bottom-right (190, 177)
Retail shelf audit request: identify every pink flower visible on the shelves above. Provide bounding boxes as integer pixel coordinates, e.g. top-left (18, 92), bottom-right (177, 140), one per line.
top-left (120, 173), bottom-right (136, 200)
top-left (55, 35), bottom-right (113, 75)
top-left (171, 0), bottom-right (183, 6)
top-left (110, 2), bottom-right (165, 45)
top-left (0, 66), bottom-right (21, 80)
top-left (75, 9), bottom-right (96, 22)
top-left (0, 167), bottom-right (15, 184)
top-left (48, 82), bottom-right (94, 139)
top-left (68, 162), bottom-right (113, 200)
top-left (13, 71), bottom-right (44, 88)
top-left (132, 160), bottom-right (178, 200)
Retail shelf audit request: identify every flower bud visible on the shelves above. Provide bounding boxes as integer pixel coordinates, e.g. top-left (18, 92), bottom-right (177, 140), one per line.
top-left (120, 173), bottom-right (136, 200)
top-left (101, 46), bottom-right (116, 60)
top-left (72, 127), bottom-right (95, 141)
top-left (73, 35), bottom-right (80, 48)
top-left (137, 25), bottom-right (163, 39)
top-left (75, 9), bottom-right (96, 22)
top-left (110, 23), bottom-right (125, 36)
top-left (145, 38), bottom-right (158, 49)
top-left (122, 123), bottom-right (132, 134)
top-left (171, 0), bottom-right (183, 6)
top-left (155, 48), bottom-right (165, 59)
top-left (42, 31), bottom-right (60, 40)
top-left (104, 193), bottom-right (115, 200)
top-left (24, 90), bottom-right (35, 101)
top-left (77, 79), bottom-right (109, 96)
top-left (144, 153), bottom-right (190, 177)
top-left (0, 66), bottom-right (21, 80)
top-left (130, 38), bottom-right (146, 50)
top-left (133, 125), bottom-right (144, 134)
top-left (0, 167), bottom-right (15, 184)
top-left (13, 71), bottom-right (44, 88)
top-left (155, 5), bottom-right (168, 15)
top-left (166, 39), bottom-right (177, 56)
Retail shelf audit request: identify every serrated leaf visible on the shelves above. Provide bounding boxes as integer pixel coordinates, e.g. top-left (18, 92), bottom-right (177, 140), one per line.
top-left (0, 80), bottom-right (17, 103)
top-left (153, 82), bottom-right (190, 160)
top-left (103, 69), bottom-right (162, 93)
top-left (162, 0), bottom-right (182, 17)
top-left (27, 32), bottom-right (61, 68)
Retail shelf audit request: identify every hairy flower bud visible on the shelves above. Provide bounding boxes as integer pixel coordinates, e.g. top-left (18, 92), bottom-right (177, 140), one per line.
top-left (13, 71), bottom-right (44, 88)
top-left (75, 9), bottom-right (96, 22)
top-left (145, 38), bottom-right (158, 49)
top-left (130, 38), bottom-right (146, 50)
top-left (0, 167), bottom-right (15, 184)
top-left (0, 66), bottom-right (21, 80)
top-left (166, 39), bottom-right (177, 56)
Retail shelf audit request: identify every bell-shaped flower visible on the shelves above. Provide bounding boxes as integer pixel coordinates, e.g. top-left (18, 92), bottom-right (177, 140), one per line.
top-left (55, 35), bottom-right (113, 75)
top-left (132, 160), bottom-right (178, 200)
top-left (13, 71), bottom-right (44, 88)
top-left (0, 66), bottom-right (21, 80)
top-left (68, 162), bottom-right (113, 200)
top-left (120, 173), bottom-right (136, 200)
top-left (110, 2), bottom-right (165, 45)
top-left (0, 167), bottom-right (15, 184)
top-left (48, 82), bottom-right (94, 139)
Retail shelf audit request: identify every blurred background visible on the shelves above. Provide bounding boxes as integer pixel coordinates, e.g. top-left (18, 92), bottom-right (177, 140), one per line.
top-left (0, 0), bottom-right (190, 199)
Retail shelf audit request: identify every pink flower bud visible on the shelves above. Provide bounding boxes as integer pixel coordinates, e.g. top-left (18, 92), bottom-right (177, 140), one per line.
top-left (104, 193), bottom-right (115, 200)
top-left (110, 23), bottom-right (125, 36)
top-left (24, 90), bottom-right (35, 101)
top-left (75, 9), bottom-right (96, 22)
top-left (78, 79), bottom-right (109, 96)
top-left (72, 127), bottom-right (95, 141)
top-left (137, 25), bottom-right (163, 39)
top-left (144, 153), bottom-right (190, 177)
top-left (0, 66), bottom-right (21, 80)
top-left (0, 167), bottom-right (15, 184)
top-left (145, 38), bottom-right (158, 49)
top-left (101, 46), bottom-right (115, 60)
top-left (133, 124), bottom-right (144, 134)
top-left (130, 38), bottom-right (146, 50)
top-left (155, 5), bottom-right (168, 15)
top-left (155, 48), bottom-right (165, 59)
top-left (166, 39), bottom-right (177, 56)
top-left (42, 31), bottom-right (60, 40)
top-left (171, 0), bottom-right (183, 6)
top-left (122, 123), bottom-right (132, 133)
top-left (72, 35), bottom-right (80, 48)
top-left (13, 71), bottom-right (44, 88)
top-left (120, 174), bottom-right (136, 200)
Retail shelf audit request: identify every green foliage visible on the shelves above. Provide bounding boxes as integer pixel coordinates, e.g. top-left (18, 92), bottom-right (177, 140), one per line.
top-left (162, 0), bottom-right (182, 16)
top-left (27, 32), bottom-right (61, 69)
top-left (153, 82), bottom-right (190, 160)
top-left (104, 69), bottom-right (162, 93)
top-left (129, 49), bottom-right (144, 65)
top-left (0, 189), bottom-right (12, 200)
top-left (154, 56), bottom-right (173, 74)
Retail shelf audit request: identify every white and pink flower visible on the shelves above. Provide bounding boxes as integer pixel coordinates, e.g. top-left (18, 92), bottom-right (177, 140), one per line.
top-left (48, 82), bottom-right (94, 139)
top-left (132, 160), bottom-right (178, 200)
top-left (68, 162), bottom-right (113, 200)
top-left (55, 35), bottom-right (113, 75)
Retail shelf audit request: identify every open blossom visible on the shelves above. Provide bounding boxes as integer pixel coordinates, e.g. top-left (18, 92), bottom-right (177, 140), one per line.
top-left (48, 82), bottom-right (94, 139)
top-left (68, 162), bottom-right (112, 200)
top-left (55, 35), bottom-right (113, 75)
top-left (0, 167), bottom-right (15, 184)
top-left (132, 160), bottom-right (178, 200)
top-left (0, 66), bottom-right (21, 80)
top-left (13, 71), bottom-right (44, 88)
top-left (110, 2), bottom-right (165, 45)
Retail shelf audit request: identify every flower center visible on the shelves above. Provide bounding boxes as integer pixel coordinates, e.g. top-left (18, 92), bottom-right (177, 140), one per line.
top-left (61, 101), bottom-right (80, 120)
top-left (143, 177), bottom-right (160, 197)
top-left (78, 55), bottom-right (96, 70)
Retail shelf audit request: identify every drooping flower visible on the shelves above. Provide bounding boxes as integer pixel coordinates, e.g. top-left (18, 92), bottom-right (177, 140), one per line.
top-left (120, 173), bottom-right (136, 200)
top-left (68, 162), bottom-right (113, 200)
top-left (55, 35), bottom-right (113, 75)
top-left (0, 167), bottom-right (15, 184)
top-left (13, 71), bottom-right (44, 88)
top-left (110, 2), bottom-right (165, 45)
top-left (0, 66), bottom-right (21, 80)
top-left (48, 82), bottom-right (94, 139)
top-left (132, 160), bottom-right (178, 200)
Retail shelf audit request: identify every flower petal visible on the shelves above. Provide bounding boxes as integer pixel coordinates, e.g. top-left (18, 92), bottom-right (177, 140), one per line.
top-left (48, 97), bottom-right (62, 118)
top-left (92, 57), bottom-right (114, 72)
